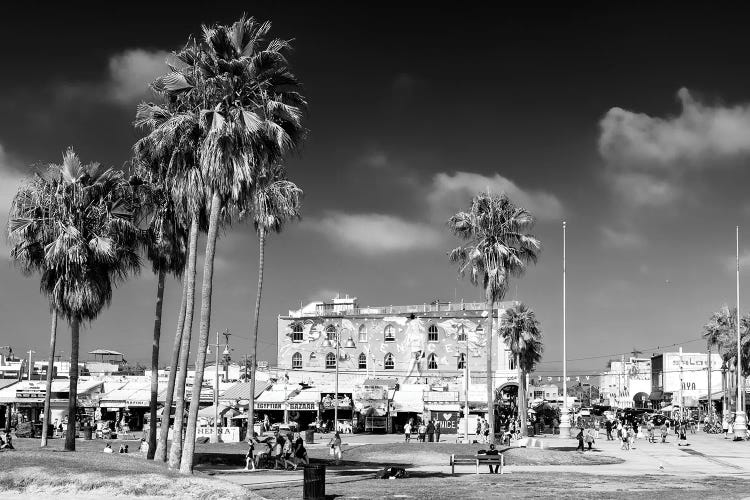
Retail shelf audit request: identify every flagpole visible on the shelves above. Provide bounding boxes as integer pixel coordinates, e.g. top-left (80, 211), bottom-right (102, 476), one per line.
top-left (735, 226), bottom-right (747, 439)
top-left (559, 221), bottom-right (571, 438)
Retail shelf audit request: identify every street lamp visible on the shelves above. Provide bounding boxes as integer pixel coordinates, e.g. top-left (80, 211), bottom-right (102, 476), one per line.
top-left (322, 330), bottom-right (356, 431)
top-left (206, 330), bottom-right (229, 444)
top-left (453, 340), bottom-right (470, 442)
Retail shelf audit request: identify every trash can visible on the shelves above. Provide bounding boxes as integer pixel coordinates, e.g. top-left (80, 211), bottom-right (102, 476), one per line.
top-left (303, 464), bottom-right (325, 500)
top-left (83, 425), bottom-right (92, 440)
top-left (305, 428), bottom-right (315, 444)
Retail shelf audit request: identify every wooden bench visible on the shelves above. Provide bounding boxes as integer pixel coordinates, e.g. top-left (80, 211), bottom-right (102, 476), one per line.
top-left (450, 452), bottom-right (506, 474)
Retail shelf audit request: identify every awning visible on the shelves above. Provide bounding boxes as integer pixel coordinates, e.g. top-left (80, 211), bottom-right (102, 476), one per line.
top-left (198, 404), bottom-right (239, 418)
top-left (648, 391), bottom-right (663, 401)
top-left (219, 381), bottom-right (270, 402)
top-left (287, 390), bottom-right (320, 411)
top-left (391, 390), bottom-right (424, 413)
top-left (363, 378), bottom-right (398, 388)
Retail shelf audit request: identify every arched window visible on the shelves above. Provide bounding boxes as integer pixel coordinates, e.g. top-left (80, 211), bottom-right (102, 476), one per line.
top-left (292, 352), bottom-right (302, 369)
top-left (358, 324), bottom-right (368, 342)
top-left (358, 352), bottom-right (367, 370)
top-left (457, 325), bottom-right (467, 342)
top-left (428, 353), bottom-right (438, 370)
top-left (508, 353), bottom-right (517, 371)
top-left (326, 352), bottom-right (337, 369)
top-left (326, 325), bottom-right (337, 342)
top-left (457, 353), bottom-right (466, 370)
top-left (292, 324), bottom-right (303, 342)
top-left (428, 324), bottom-right (438, 342)
top-left (384, 324), bottom-right (395, 342)
top-left (384, 353), bottom-right (395, 370)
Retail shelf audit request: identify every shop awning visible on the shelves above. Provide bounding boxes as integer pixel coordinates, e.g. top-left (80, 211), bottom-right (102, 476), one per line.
top-left (219, 381), bottom-right (270, 402)
top-left (391, 390), bottom-right (424, 413)
top-left (363, 378), bottom-right (398, 388)
top-left (0, 379), bottom-right (103, 403)
top-left (287, 390), bottom-right (320, 411)
top-left (648, 390), bottom-right (663, 401)
top-left (198, 404), bottom-right (239, 418)
top-left (99, 381), bottom-right (167, 408)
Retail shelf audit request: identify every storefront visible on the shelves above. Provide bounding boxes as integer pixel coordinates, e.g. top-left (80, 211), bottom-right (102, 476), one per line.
top-left (319, 391), bottom-right (354, 433)
top-left (354, 382), bottom-right (394, 433)
top-left (390, 385), bottom-right (425, 432)
top-left (286, 390), bottom-right (320, 429)
top-left (98, 382), bottom-right (167, 432)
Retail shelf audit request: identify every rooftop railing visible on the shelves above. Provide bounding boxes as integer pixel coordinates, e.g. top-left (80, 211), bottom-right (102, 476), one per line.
top-left (301, 300), bottom-right (518, 317)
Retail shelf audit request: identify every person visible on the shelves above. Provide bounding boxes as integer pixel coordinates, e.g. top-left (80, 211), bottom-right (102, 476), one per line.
top-left (118, 444), bottom-right (125, 454)
top-left (2, 431), bottom-right (13, 450)
top-left (139, 437), bottom-right (149, 454)
top-left (485, 443), bottom-right (501, 473)
top-left (593, 418), bottom-right (600, 440)
top-left (293, 433), bottom-right (309, 468)
top-left (678, 421), bottom-right (688, 447)
top-left (273, 435), bottom-right (285, 470)
top-left (103, 443), bottom-right (114, 453)
top-left (329, 431), bottom-right (342, 465)
top-left (481, 418), bottom-right (490, 444)
top-left (627, 426), bottom-right (636, 450)
top-left (552, 417), bottom-right (560, 435)
top-left (605, 419), bottom-right (613, 441)
top-left (621, 426), bottom-right (630, 451)
top-left (476, 417), bottom-right (482, 443)
top-left (418, 421), bottom-right (427, 443)
top-left (403, 421), bottom-right (412, 443)
top-left (585, 427), bottom-right (595, 450)
top-left (426, 420), bottom-right (435, 443)
top-left (124, 445), bottom-right (129, 453)
top-left (263, 414), bottom-right (271, 433)
top-left (281, 435), bottom-right (295, 470)
top-left (723, 416), bottom-right (730, 439)
top-left (660, 422), bottom-right (668, 443)
top-left (729, 418), bottom-right (735, 438)
top-left (647, 420), bottom-right (655, 444)
top-left (576, 427), bottom-right (585, 452)
top-left (435, 420), bottom-right (441, 443)
top-left (252, 434), bottom-right (271, 469)
top-left (245, 440), bottom-right (256, 471)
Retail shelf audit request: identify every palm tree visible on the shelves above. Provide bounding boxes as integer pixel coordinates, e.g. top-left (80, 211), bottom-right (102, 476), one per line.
top-left (134, 100), bottom-right (204, 466)
top-left (8, 148), bottom-right (140, 451)
top-left (8, 175), bottom-right (59, 448)
top-left (499, 303), bottom-right (543, 437)
top-left (244, 164), bottom-right (302, 438)
top-left (703, 305), bottom-right (750, 415)
top-left (154, 16), bottom-right (307, 474)
top-left (448, 192), bottom-right (540, 443)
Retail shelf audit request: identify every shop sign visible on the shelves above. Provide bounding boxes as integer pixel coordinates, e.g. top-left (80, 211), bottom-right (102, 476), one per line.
top-left (256, 402), bottom-right (284, 410)
top-left (431, 410), bottom-right (458, 434)
top-left (196, 426), bottom-right (240, 443)
top-left (125, 400), bottom-right (149, 407)
top-left (321, 394), bottom-right (352, 409)
top-left (288, 402), bottom-right (318, 411)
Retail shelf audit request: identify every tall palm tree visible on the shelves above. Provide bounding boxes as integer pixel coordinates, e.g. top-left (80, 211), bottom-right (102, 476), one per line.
top-left (703, 306), bottom-right (750, 415)
top-left (8, 176), bottom-right (59, 448)
top-left (244, 164), bottom-right (302, 438)
top-left (448, 192), bottom-right (540, 443)
top-left (155, 16), bottom-right (308, 474)
top-left (134, 100), bottom-right (204, 466)
top-left (8, 148), bottom-right (140, 451)
top-left (499, 303), bottom-right (543, 437)
top-left (131, 166), bottom-right (188, 460)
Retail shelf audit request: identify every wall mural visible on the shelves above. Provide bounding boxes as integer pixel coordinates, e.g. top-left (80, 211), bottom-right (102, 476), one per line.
top-left (279, 311), bottom-right (508, 384)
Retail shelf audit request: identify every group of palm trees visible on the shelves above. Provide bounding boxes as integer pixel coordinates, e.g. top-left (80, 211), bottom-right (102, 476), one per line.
top-left (7, 15), bottom-right (305, 473)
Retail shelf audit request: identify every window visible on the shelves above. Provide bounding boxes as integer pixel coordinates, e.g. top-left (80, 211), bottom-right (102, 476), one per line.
top-left (475, 324), bottom-right (484, 334)
top-left (326, 352), bottom-right (336, 369)
top-left (457, 353), bottom-right (466, 370)
top-left (326, 325), bottom-right (337, 342)
top-left (292, 324), bottom-right (303, 342)
top-left (358, 324), bottom-right (368, 342)
top-left (508, 354), bottom-right (517, 371)
top-left (292, 352), bottom-right (302, 369)
top-left (428, 324), bottom-right (438, 342)
top-left (457, 325), bottom-right (467, 342)
top-left (428, 353), bottom-right (438, 370)
top-left (358, 352), bottom-right (367, 370)
top-left (384, 324), bottom-right (395, 342)
top-left (384, 353), bottom-right (395, 370)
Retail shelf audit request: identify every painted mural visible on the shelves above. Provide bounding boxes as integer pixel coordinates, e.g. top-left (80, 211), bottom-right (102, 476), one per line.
top-left (278, 309), bottom-right (513, 385)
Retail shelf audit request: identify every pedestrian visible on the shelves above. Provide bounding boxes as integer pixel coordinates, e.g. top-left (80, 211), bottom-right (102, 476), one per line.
top-left (605, 419), bottom-right (613, 441)
top-left (403, 421), bottom-right (412, 443)
top-left (552, 416), bottom-right (560, 435)
top-left (245, 440), bottom-right (255, 471)
top-left (678, 422), bottom-right (688, 447)
top-left (426, 420), bottom-right (435, 443)
top-left (293, 433), bottom-right (309, 468)
top-left (722, 416), bottom-right (730, 439)
top-left (476, 417), bottom-right (482, 443)
top-left (481, 418), bottom-right (490, 444)
top-left (621, 426), bottom-right (629, 451)
top-left (273, 435), bottom-right (285, 469)
top-left (485, 443), bottom-right (501, 473)
top-left (585, 427), bottom-right (595, 450)
top-left (576, 427), bottom-right (585, 452)
top-left (435, 421), bottom-right (441, 442)
top-left (593, 419), bottom-right (600, 440)
top-left (627, 426), bottom-right (635, 450)
top-left (729, 418), bottom-right (735, 438)
top-left (647, 421), bottom-right (655, 443)
top-left (418, 421), bottom-right (427, 443)
top-left (660, 422), bottom-right (668, 443)
top-left (328, 431), bottom-right (342, 465)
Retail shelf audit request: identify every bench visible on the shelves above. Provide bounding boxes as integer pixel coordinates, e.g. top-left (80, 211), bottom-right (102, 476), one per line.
top-left (450, 452), bottom-right (506, 474)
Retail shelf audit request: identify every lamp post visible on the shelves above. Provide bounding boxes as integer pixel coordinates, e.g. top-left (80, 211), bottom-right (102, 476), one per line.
top-left (559, 221), bottom-right (571, 438)
top-left (322, 329), bottom-right (356, 431)
top-left (27, 350), bottom-right (36, 381)
top-left (453, 339), bottom-right (470, 442)
top-left (206, 330), bottom-right (229, 443)
top-left (735, 226), bottom-right (747, 439)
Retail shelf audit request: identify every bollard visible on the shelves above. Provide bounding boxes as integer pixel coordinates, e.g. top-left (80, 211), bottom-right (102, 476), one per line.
top-left (303, 464), bottom-right (325, 500)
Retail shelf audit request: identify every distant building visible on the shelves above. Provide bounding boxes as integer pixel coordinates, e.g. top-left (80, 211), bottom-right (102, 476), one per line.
top-left (650, 351), bottom-right (722, 408)
top-left (598, 357), bottom-right (652, 408)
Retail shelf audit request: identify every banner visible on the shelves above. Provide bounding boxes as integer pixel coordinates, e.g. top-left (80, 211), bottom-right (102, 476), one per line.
top-left (431, 410), bottom-right (458, 434)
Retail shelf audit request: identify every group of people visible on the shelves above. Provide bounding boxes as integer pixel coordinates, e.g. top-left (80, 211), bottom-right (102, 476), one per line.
top-left (244, 431), bottom-right (312, 471)
top-left (102, 443), bottom-right (129, 453)
top-left (0, 431), bottom-right (14, 450)
top-left (403, 418), bottom-right (441, 443)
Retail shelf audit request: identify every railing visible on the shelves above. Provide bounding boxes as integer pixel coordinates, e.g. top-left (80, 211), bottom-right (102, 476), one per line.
top-left (307, 301), bottom-right (518, 317)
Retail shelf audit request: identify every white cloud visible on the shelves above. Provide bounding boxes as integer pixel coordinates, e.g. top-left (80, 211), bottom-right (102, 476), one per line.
top-left (600, 88), bottom-right (750, 166)
top-left (609, 172), bottom-right (680, 207)
top-left (426, 171), bottom-right (563, 223)
top-left (600, 226), bottom-right (645, 250)
top-left (107, 49), bottom-right (169, 104)
top-left (0, 145), bottom-right (27, 254)
top-left (307, 212), bottom-right (443, 256)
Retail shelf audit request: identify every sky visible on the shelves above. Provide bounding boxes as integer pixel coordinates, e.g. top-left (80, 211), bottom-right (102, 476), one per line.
top-left (2, 4), bottom-right (750, 378)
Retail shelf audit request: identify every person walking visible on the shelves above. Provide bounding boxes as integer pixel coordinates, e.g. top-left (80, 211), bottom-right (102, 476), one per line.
top-left (426, 420), bottom-right (435, 443)
top-left (593, 418), bottom-right (600, 440)
top-left (435, 421), bottom-right (441, 443)
top-left (723, 416), bottom-right (730, 439)
top-left (481, 418), bottom-right (490, 444)
top-left (660, 422), bottom-right (668, 443)
top-left (418, 421), bottom-right (427, 443)
top-left (245, 440), bottom-right (256, 471)
top-left (585, 427), bottom-right (595, 450)
top-left (647, 420), bottom-right (655, 443)
top-left (476, 417), bottom-right (482, 443)
top-left (328, 431), bottom-right (342, 465)
top-left (403, 421), bottom-right (412, 443)
top-left (293, 433), bottom-right (309, 468)
top-left (605, 419), bottom-right (613, 441)
top-left (576, 427), bottom-right (585, 452)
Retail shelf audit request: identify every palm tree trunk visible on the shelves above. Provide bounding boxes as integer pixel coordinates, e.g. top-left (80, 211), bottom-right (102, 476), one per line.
top-left (247, 228), bottom-right (266, 441)
top-left (41, 309), bottom-right (58, 447)
top-left (155, 265), bottom-right (189, 462)
top-left (517, 353), bottom-right (527, 437)
top-left (485, 298), bottom-right (495, 444)
top-left (168, 216), bottom-right (200, 469)
top-left (147, 268), bottom-right (166, 459)
top-left (181, 191), bottom-right (221, 474)
top-left (65, 318), bottom-right (79, 452)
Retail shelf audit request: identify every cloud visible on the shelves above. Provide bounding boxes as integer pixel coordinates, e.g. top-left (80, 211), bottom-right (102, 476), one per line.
top-left (107, 49), bottom-right (169, 104)
top-left (307, 212), bottom-right (443, 256)
top-left (600, 88), bottom-right (750, 166)
top-left (724, 250), bottom-right (750, 274)
top-left (426, 171), bottom-right (563, 223)
top-left (609, 172), bottom-right (680, 207)
top-left (600, 226), bottom-right (645, 250)
top-left (0, 145), bottom-right (27, 254)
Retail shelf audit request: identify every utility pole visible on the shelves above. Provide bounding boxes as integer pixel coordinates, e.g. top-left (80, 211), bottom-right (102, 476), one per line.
top-left (27, 350), bottom-right (36, 381)
top-left (679, 347), bottom-right (684, 421)
top-left (559, 221), bottom-right (571, 438)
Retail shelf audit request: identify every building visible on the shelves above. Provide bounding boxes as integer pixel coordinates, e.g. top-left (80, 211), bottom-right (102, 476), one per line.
top-left (275, 295), bottom-right (520, 432)
top-left (599, 357), bottom-right (652, 408)
top-left (651, 351), bottom-right (722, 408)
